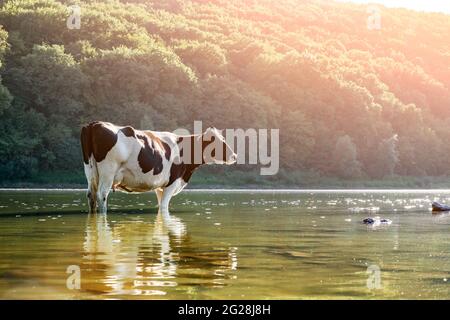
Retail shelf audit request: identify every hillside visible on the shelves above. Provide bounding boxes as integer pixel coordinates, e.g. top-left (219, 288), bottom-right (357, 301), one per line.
top-left (1, 0), bottom-right (450, 187)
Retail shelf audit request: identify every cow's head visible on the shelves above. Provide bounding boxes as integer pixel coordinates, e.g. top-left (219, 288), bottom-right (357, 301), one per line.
top-left (202, 127), bottom-right (237, 165)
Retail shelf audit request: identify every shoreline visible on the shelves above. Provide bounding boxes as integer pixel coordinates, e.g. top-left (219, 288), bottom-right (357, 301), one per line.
top-left (2, 174), bottom-right (450, 190)
top-left (2, 188), bottom-right (450, 193)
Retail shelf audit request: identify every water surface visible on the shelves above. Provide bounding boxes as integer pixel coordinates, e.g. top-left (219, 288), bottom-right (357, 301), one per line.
top-left (1, 189), bottom-right (450, 299)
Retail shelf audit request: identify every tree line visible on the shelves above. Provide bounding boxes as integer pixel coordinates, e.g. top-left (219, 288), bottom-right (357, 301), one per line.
top-left (0, 0), bottom-right (449, 184)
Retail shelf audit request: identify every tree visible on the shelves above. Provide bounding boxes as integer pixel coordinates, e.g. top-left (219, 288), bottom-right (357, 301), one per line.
top-left (280, 110), bottom-right (315, 169)
top-left (0, 81), bottom-right (11, 115)
top-left (368, 135), bottom-right (400, 178)
top-left (0, 25), bottom-right (7, 57)
top-left (332, 135), bottom-right (362, 179)
top-left (0, 100), bottom-right (45, 179)
top-left (0, 26), bottom-right (12, 115)
top-left (173, 40), bottom-right (227, 76)
top-left (81, 44), bottom-right (197, 129)
top-left (2, 44), bottom-right (87, 171)
top-left (5, 44), bottom-right (86, 120)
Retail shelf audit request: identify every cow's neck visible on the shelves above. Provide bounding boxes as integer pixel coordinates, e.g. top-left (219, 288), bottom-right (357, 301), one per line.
top-left (179, 133), bottom-right (214, 167)
top-left (168, 134), bottom-right (211, 186)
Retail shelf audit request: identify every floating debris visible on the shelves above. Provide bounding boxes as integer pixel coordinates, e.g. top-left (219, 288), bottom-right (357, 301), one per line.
top-left (363, 217), bottom-right (392, 226)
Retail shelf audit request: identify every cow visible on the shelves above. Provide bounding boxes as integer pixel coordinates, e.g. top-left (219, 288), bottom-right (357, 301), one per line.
top-left (80, 121), bottom-right (237, 215)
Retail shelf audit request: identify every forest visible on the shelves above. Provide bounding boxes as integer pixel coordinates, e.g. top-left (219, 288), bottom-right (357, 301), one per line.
top-left (0, 0), bottom-right (450, 187)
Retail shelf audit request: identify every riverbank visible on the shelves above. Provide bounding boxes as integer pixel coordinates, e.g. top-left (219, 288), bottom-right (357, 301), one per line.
top-left (2, 169), bottom-right (450, 189)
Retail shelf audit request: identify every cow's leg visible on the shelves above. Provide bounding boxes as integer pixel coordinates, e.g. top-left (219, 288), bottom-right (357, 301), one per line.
top-left (96, 163), bottom-right (117, 214)
top-left (155, 188), bottom-right (163, 207)
top-left (160, 181), bottom-right (181, 216)
top-left (97, 175), bottom-right (114, 214)
top-left (87, 188), bottom-right (97, 213)
top-left (84, 162), bottom-right (98, 213)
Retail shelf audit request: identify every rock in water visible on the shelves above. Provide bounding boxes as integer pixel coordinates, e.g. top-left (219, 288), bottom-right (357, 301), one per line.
top-left (432, 202), bottom-right (450, 212)
top-left (363, 218), bottom-right (375, 224)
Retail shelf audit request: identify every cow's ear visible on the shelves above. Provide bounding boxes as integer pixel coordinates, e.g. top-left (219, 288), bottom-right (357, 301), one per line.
top-left (204, 127), bottom-right (216, 139)
top-left (205, 127), bottom-right (222, 137)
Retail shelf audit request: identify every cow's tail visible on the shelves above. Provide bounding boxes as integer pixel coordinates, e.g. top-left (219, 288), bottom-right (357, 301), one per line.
top-left (81, 123), bottom-right (99, 193)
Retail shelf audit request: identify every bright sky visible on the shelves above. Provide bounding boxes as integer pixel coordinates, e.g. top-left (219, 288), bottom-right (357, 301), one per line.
top-left (337, 0), bottom-right (450, 14)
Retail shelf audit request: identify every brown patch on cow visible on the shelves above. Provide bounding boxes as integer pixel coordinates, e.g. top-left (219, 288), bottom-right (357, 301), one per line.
top-left (80, 121), bottom-right (118, 164)
top-left (168, 163), bottom-right (198, 186)
top-left (91, 122), bottom-right (118, 162)
top-left (80, 125), bottom-right (92, 164)
top-left (137, 132), bottom-right (171, 175)
top-left (120, 126), bottom-right (135, 138)
top-left (145, 131), bottom-right (171, 160)
top-left (167, 134), bottom-right (212, 186)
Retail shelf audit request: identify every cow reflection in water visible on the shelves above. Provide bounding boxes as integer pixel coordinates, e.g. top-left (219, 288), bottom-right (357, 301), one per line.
top-left (82, 212), bottom-right (237, 297)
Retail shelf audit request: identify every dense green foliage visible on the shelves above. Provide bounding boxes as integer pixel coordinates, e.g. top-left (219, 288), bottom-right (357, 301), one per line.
top-left (0, 0), bottom-right (449, 185)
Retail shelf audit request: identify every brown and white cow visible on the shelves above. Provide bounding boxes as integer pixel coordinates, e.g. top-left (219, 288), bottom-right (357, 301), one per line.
top-left (80, 121), bottom-right (237, 214)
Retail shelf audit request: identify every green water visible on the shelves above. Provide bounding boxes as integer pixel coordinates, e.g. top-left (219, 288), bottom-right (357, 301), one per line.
top-left (1, 189), bottom-right (450, 299)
